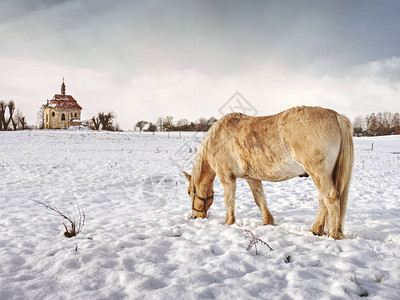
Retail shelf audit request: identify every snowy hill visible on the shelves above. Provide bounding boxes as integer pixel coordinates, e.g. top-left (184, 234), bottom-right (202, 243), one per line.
top-left (0, 131), bottom-right (399, 299)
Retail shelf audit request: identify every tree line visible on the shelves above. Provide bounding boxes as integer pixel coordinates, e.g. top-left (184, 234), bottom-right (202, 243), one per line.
top-left (353, 112), bottom-right (400, 136)
top-left (0, 100), bottom-right (28, 131)
top-left (2, 102), bottom-right (399, 136)
top-left (134, 116), bottom-right (217, 132)
top-left (89, 112), bottom-right (120, 131)
top-left (137, 113), bottom-right (400, 136)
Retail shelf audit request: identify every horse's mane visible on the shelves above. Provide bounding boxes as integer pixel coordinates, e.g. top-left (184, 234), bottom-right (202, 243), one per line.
top-left (191, 113), bottom-right (244, 184)
top-left (191, 115), bottom-right (227, 185)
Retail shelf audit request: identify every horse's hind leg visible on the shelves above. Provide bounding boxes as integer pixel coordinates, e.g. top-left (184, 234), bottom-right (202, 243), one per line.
top-left (246, 178), bottom-right (274, 225)
top-left (311, 174), bottom-right (342, 239)
top-left (221, 178), bottom-right (237, 225)
top-left (311, 196), bottom-right (327, 236)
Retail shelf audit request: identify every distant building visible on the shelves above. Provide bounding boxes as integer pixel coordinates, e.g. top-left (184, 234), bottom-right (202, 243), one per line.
top-left (44, 79), bottom-right (82, 129)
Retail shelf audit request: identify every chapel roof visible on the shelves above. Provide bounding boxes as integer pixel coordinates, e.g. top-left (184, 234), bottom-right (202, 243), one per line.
top-left (45, 78), bottom-right (82, 110)
top-left (47, 95), bottom-right (82, 109)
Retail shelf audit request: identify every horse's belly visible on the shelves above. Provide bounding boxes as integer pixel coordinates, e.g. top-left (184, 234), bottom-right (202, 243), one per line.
top-left (270, 159), bottom-right (306, 181)
top-left (239, 156), bottom-right (306, 182)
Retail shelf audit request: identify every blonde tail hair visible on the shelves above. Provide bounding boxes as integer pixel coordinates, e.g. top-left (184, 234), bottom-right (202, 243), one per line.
top-left (334, 114), bottom-right (354, 231)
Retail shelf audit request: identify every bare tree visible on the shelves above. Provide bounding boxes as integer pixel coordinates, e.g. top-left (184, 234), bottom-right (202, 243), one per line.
top-left (98, 112), bottom-right (115, 131)
top-left (135, 120), bottom-right (148, 131)
top-left (366, 113), bottom-right (378, 136)
top-left (91, 115), bottom-right (101, 130)
top-left (0, 102), bottom-right (29, 130)
top-left (37, 105), bottom-right (45, 129)
top-left (156, 117), bottom-right (164, 131)
top-left (19, 115), bottom-right (27, 130)
top-left (7, 101), bottom-right (15, 130)
top-left (197, 117), bottom-right (208, 131)
top-left (163, 116), bottom-right (174, 131)
top-left (353, 115), bottom-right (364, 136)
top-left (113, 123), bottom-right (121, 132)
top-left (0, 100), bottom-right (15, 131)
top-left (12, 109), bottom-right (24, 130)
top-left (392, 113), bottom-right (400, 132)
top-left (176, 118), bottom-right (189, 128)
top-left (0, 101), bottom-right (6, 130)
top-left (146, 122), bottom-right (157, 133)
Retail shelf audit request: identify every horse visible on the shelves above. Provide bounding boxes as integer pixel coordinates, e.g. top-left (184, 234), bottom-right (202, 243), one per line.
top-left (184, 106), bottom-right (354, 239)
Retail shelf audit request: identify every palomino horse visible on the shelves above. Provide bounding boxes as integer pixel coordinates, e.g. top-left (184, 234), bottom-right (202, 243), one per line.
top-left (184, 106), bottom-right (354, 239)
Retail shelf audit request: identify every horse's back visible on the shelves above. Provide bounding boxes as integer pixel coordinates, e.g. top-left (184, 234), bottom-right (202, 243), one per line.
top-left (210, 106), bottom-right (343, 181)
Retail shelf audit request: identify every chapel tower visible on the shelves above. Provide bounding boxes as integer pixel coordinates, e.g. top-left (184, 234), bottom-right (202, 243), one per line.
top-left (43, 79), bottom-right (82, 129)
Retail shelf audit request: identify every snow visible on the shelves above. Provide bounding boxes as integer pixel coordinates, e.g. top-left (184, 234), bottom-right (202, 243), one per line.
top-left (68, 124), bottom-right (92, 131)
top-left (0, 131), bottom-right (399, 299)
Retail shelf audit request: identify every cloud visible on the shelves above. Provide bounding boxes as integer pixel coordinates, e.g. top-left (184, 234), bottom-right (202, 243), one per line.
top-left (3, 0), bottom-right (400, 74)
top-left (1, 1), bottom-right (400, 129)
top-left (1, 55), bottom-right (400, 130)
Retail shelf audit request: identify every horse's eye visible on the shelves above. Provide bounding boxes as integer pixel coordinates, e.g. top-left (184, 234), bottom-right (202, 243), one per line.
top-left (188, 191), bottom-right (190, 195)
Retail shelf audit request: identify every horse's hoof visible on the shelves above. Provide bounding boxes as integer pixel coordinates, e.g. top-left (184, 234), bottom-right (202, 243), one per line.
top-left (262, 214), bottom-right (274, 225)
top-left (263, 221), bottom-right (274, 226)
top-left (328, 230), bottom-right (345, 240)
top-left (311, 226), bottom-right (325, 236)
top-left (263, 218), bottom-right (274, 226)
top-left (225, 217), bottom-right (235, 225)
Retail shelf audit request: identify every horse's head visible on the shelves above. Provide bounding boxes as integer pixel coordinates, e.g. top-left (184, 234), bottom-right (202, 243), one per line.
top-left (184, 171), bottom-right (214, 219)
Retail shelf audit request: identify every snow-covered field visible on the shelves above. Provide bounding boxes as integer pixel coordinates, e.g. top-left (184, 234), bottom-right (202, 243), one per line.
top-left (1, 130), bottom-right (399, 299)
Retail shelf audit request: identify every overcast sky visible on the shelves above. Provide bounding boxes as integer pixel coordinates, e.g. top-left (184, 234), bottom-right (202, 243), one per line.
top-left (1, 0), bottom-right (400, 129)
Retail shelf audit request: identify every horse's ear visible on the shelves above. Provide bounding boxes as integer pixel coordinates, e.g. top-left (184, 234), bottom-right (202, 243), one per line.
top-left (183, 171), bottom-right (191, 182)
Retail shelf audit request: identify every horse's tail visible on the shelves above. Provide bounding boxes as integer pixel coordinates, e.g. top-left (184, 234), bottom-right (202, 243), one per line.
top-left (334, 114), bottom-right (354, 230)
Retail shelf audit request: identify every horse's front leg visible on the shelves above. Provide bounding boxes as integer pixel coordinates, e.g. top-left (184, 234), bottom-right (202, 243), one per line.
top-left (246, 178), bottom-right (274, 225)
top-left (221, 178), bottom-right (236, 225)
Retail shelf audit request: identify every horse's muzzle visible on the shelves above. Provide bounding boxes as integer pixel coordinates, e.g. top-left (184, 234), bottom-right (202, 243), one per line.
top-left (191, 210), bottom-right (207, 219)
